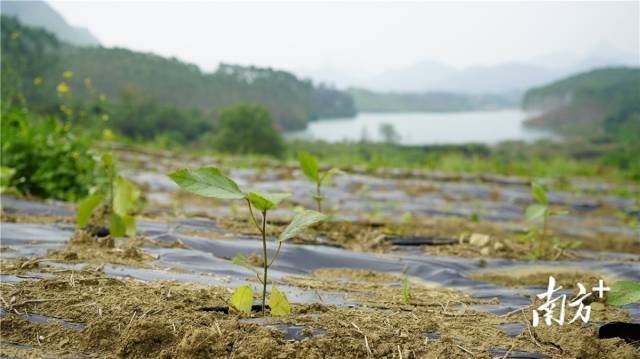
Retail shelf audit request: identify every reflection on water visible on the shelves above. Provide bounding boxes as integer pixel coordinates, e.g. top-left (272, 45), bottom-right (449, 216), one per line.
top-left (289, 110), bottom-right (555, 145)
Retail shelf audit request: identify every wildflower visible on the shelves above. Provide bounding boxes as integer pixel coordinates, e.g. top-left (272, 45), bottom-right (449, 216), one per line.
top-left (33, 77), bottom-right (43, 86)
top-left (63, 70), bottom-right (73, 79)
top-left (57, 82), bottom-right (70, 95)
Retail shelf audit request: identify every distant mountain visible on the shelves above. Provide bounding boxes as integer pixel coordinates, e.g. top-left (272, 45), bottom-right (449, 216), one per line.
top-left (1, 0), bottom-right (100, 46)
top-left (362, 60), bottom-right (456, 92)
top-left (348, 88), bottom-right (519, 113)
top-left (301, 45), bottom-right (638, 94)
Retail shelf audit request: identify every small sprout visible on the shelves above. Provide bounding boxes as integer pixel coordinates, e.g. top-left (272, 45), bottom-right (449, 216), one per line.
top-left (168, 166), bottom-right (326, 316)
top-left (523, 181), bottom-right (566, 259)
top-left (269, 287), bottom-right (291, 316)
top-left (607, 280), bottom-right (640, 306)
top-left (76, 154), bottom-right (139, 237)
top-left (298, 152), bottom-right (344, 212)
top-left (402, 268), bottom-right (410, 305)
top-left (231, 285), bottom-right (253, 313)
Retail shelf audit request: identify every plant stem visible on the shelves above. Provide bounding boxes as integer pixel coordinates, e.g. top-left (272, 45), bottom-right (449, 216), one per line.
top-left (316, 182), bottom-right (322, 212)
top-left (245, 199), bottom-right (262, 233)
top-left (261, 209), bottom-right (268, 316)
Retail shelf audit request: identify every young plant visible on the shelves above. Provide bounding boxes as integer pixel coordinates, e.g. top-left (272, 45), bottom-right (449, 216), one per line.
top-left (298, 152), bottom-right (343, 212)
top-left (77, 153), bottom-right (140, 237)
top-left (168, 166), bottom-right (326, 316)
top-left (523, 182), bottom-right (570, 258)
top-left (402, 268), bottom-right (410, 305)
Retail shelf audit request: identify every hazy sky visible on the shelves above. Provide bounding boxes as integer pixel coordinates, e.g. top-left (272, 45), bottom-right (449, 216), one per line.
top-left (49, 1), bottom-right (639, 76)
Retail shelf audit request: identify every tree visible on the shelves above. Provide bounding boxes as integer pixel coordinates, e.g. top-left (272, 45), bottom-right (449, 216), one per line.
top-left (212, 104), bottom-right (285, 157)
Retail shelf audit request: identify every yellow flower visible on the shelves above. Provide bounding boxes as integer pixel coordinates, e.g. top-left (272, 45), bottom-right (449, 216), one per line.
top-left (57, 82), bottom-right (70, 95)
top-left (99, 94), bottom-right (108, 102)
top-left (63, 70), bottom-right (73, 79)
top-left (10, 32), bottom-right (19, 40)
top-left (102, 129), bottom-right (113, 141)
top-left (33, 77), bottom-right (43, 86)
top-left (100, 114), bottom-right (109, 122)
top-left (84, 77), bottom-right (93, 89)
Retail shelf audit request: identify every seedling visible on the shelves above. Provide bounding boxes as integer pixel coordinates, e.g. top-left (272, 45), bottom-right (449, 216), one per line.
top-left (168, 166), bottom-right (326, 316)
top-left (522, 182), bottom-right (570, 258)
top-left (77, 153), bottom-right (139, 237)
top-left (298, 152), bottom-right (343, 212)
top-left (402, 268), bottom-right (410, 305)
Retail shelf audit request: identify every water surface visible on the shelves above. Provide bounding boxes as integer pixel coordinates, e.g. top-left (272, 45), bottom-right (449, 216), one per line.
top-left (290, 110), bottom-right (553, 145)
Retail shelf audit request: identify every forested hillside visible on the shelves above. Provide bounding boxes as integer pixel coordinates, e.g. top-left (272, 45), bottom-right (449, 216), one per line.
top-left (1, 16), bottom-right (356, 139)
top-left (522, 67), bottom-right (640, 136)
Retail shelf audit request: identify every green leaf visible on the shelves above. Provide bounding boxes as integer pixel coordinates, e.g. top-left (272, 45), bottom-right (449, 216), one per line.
top-left (278, 210), bottom-right (326, 242)
top-left (526, 204), bottom-right (548, 222)
top-left (247, 191), bottom-right (290, 211)
top-left (319, 167), bottom-right (346, 185)
top-left (101, 153), bottom-right (113, 169)
top-left (77, 193), bottom-right (104, 227)
top-left (168, 167), bottom-right (245, 199)
top-left (0, 166), bottom-right (15, 190)
top-left (123, 214), bottom-right (136, 237)
top-left (232, 253), bottom-right (260, 274)
top-left (269, 287), bottom-right (290, 316)
top-left (113, 176), bottom-right (138, 216)
top-left (531, 182), bottom-right (548, 205)
top-left (298, 152), bottom-right (319, 184)
top-left (110, 213), bottom-right (126, 237)
top-left (607, 280), bottom-right (640, 306)
top-left (230, 285), bottom-right (253, 314)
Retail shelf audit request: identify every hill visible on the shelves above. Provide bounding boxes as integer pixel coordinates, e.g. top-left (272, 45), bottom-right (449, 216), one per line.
top-left (1, 16), bottom-right (356, 138)
top-left (522, 67), bottom-right (640, 136)
top-left (1, 0), bottom-right (100, 46)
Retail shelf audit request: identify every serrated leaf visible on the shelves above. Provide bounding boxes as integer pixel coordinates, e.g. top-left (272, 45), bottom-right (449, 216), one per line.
top-left (526, 204), bottom-right (548, 222)
top-left (320, 167), bottom-right (346, 185)
top-left (230, 285), bottom-right (253, 314)
top-left (113, 176), bottom-right (137, 216)
top-left (110, 213), bottom-right (126, 237)
top-left (269, 287), bottom-right (290, 316)
top-left (531, 182), bottom-right (548, 205)
top-left (168, 167), bottom-right (245, 199)
top-left (607, 280), bottom-right (640, 306)
top-left (278, 210), bottom-right (326, 242)
top-left (247, 191), bottom-right (290, 211)
top-left (232, 253), bottom-right (260, 274)
top-left (298, 152), bottom-right (319, 184)
top-left (77, 193), bottom-right (103, 227)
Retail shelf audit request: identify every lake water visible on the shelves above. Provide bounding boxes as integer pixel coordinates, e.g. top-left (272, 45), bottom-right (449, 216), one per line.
top-left (289, 110), bottom-right (554, 145)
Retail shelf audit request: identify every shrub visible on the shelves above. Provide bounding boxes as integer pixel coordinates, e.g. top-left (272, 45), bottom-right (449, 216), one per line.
top-left (212, 104), bottom-right (285, 157)
top-left (0, 107), bottom-right (95, 201)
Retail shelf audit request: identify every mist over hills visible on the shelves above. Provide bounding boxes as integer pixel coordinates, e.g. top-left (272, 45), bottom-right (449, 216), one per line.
top-left (1, 0), bottom-right (100, 46)
top-left (298, 47), bottom-right (638, 95)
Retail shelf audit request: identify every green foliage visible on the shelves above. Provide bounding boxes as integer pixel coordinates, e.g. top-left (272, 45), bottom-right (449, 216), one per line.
top-left (0, 106), bottom-right (96, 201)
top-left (269, 287), bottom-right (291, 316)
top-left (297, 151), bottom-right (344, 212)
top-left (607, 280), bottom-right (640, 306)
top-left (0, 166), bottom-right (17, 194)
top-left (247, 192), bottom-right (290, 211)
top-left (77, 155), bottom-right (139, 237)
top-left (212, 104), bottom-right (285, 157)
top-left (77, 193), bottom-right (103, 227)
top-left (168, 166), bottom-right (326, 316)
top-left (168, 167), bottom-right (244, 199)
top-left (230, 285), bottom-right (254, 314)
top-left (278, 210), bottom-right (327, 242)
top-left (402, 269), bottom-right (410, 305)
